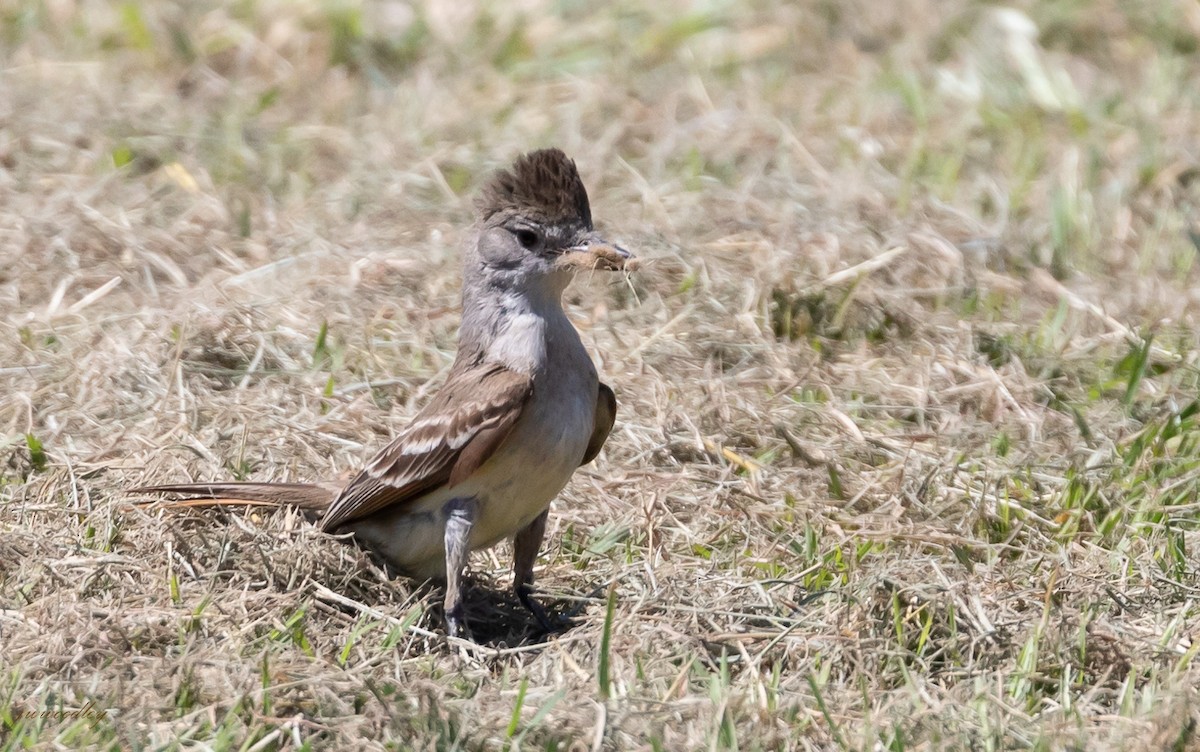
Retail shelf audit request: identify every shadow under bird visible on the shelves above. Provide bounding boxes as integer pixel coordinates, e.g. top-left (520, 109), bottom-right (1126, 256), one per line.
top-left (133, 148), bottom-right (637, 638)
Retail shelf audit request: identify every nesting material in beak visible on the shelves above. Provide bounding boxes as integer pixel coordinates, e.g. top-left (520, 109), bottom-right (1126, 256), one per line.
top-left (557, 241), bottom-right (638, 272)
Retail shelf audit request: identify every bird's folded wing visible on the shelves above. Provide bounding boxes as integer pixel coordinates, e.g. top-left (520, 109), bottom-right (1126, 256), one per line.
top-left (319, 362), bottom-right (533, 531)
top-left (581, 382), bottom-right (616, 466)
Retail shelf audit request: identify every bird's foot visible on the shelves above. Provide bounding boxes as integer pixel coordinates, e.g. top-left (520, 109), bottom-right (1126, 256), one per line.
top-left (518, 586), bottom-right (570, 635)
top-left (445, 603), bottom-right (473, 642)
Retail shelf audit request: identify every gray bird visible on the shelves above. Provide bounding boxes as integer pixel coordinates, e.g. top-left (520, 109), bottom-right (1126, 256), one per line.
top-left (134, 149), bottom-right (637, 637)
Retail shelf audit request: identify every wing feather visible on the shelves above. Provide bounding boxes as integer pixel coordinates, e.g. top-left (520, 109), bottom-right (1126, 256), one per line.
top-left (581, 382), bottom-right (616, 466)
top-left (319, 362), bottom-right (532, 531)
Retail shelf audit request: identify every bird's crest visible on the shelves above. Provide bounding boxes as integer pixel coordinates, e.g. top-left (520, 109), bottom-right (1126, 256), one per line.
top-left (476, 148), bottom-right (593, 228)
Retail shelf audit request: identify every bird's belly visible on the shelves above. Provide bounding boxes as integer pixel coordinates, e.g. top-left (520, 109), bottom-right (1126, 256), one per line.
top-left (467, 388), bottom-right (592, 547)
top-left (467, 429), bottom-right (584, 549)
top-left (346, 380), bottom-right (594, 580)
top-left (349, 507), bottom-right (449, 580)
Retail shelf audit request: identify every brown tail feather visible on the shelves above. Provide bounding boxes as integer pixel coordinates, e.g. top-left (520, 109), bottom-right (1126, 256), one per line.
top-left (129, 482), bottom-right (339, 514)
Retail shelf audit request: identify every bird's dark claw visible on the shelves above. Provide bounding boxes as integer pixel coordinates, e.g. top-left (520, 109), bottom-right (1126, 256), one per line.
top-left (518, 585), bottom-right (570, 635)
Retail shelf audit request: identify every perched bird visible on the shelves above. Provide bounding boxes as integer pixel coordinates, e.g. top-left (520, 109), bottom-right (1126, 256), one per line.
top-left (134, 149), bottom-right (636, 637)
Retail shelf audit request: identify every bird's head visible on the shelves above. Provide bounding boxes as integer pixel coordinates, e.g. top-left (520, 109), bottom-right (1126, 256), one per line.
top-left (470, 149), bottom-right (636, 287)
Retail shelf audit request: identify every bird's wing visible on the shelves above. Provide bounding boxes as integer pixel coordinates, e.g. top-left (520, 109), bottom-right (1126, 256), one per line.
top-left (319, 361), bottom-right (533, 531)
top-left (581, 382), bottom-right (616, 466)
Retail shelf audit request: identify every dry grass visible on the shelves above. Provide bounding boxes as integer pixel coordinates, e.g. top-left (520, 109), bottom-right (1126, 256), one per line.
top-left (3, 1), bottom-right (1200, 749)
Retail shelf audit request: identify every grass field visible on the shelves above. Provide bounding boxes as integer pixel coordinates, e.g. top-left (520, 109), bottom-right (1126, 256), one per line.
top-left (3, 1), bottom-right (1200, 749)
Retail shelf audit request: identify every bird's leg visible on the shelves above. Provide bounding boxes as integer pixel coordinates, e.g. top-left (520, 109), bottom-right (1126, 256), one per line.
top-left (513, 509), bottom-right (559, 632)
top-left (442, 497), bottom-right (478, 639)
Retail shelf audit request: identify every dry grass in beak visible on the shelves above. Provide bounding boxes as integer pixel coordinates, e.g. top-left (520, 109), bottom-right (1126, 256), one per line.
top-left (557, 242), bottom-right (638, 272)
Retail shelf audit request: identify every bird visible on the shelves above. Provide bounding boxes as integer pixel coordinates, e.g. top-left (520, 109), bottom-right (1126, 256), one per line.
top-left (133, 148), bottom-right (637, 638)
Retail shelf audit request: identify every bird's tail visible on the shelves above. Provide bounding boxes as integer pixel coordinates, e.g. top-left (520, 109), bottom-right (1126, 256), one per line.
top-left (129, 482), bottom-right (340, 518)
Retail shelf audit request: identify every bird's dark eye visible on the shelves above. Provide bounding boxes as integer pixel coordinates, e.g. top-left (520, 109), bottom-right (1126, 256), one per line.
top-left (513, 228), bottom-right (540, 250)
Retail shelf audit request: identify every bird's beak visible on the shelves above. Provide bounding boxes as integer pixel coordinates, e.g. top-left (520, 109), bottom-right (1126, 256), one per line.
top-left (557, 234), bottom-right (638, 272)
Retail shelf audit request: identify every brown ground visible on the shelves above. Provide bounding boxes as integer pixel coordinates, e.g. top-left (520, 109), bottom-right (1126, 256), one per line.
top-left (3, 1), bottom-right (1200, 749)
